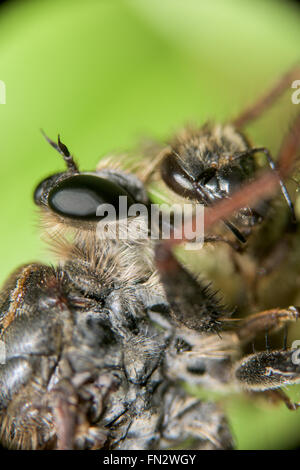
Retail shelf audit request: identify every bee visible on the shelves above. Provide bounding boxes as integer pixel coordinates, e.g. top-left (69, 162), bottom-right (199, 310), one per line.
top-left (145, 66), bottom-right (300, 324)
top-left (0, 68), bottom-right (300, 450)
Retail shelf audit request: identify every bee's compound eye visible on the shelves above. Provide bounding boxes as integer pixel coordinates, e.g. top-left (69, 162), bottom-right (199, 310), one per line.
top-left (48, 174), bottom-right (135, 220)
top-left (161, 154), bottom-right (196, 199)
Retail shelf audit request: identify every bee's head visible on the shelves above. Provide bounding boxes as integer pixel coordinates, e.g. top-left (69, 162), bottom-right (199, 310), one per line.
top-left (160, 140), bottom-right (265, 242)
top-left (161, 151), bottom-right (253, 204)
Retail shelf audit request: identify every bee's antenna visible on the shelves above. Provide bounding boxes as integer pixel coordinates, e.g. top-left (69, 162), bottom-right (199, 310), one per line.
top-left (41, 130), bottom-right (79, 172)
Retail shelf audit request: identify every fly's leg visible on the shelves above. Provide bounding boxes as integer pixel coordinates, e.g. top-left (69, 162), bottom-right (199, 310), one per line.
top-left (232, 65), bottom-right (300, 128)
top-left (234, 349), bottom-right (300, 404)
top-left (237, 306), bottom-right (299, 343)
top-left (263, 388), bottom-right (300, 411)
top-left (155, 243), bottom-right (228, 334)
top-left (160, 387), bottom-right (233, 450)
top-left (234, 307), bottom-right (300, 410)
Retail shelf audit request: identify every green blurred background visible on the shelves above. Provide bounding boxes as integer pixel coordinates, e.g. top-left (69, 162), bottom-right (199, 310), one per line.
top-left (0, 0), bottom-right (300, 449)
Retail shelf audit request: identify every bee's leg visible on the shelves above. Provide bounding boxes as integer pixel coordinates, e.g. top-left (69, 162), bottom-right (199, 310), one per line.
top-left (277, 112), bottom-right (300, 173)
top-left (234, 348), bottom-right (300, 410)
top-left (237, 306), bottom-right (299, 343)
top-left (232, 65), bottom-right (300, 128)
top-left (155, 242), bottom-right (227, 334)
top-left (252, 114), bottom-right (300, 300)
top-left (204, 235), bottom-right (243, 252)
top-left (227, 114), bottom-right (300, 304)
top-left (238, 145), bottom-right (297, 220)
top-left (251, 113), bottom-right (300, 216)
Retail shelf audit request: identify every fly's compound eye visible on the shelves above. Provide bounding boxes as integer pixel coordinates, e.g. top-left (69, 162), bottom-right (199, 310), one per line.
top-left (48, 174), bottom-right (136, 221)
top-left (34, 175), bottom-right (58, 205)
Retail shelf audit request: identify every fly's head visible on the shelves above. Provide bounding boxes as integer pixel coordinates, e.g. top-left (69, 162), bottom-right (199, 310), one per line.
top-left (33, 133), bottom-right (152, 297)
top-left (34, 133), bottom-right (149, 231)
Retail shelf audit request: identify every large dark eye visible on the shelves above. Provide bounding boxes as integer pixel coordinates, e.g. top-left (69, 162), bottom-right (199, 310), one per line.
top-left (161, 154), bottom-right (197, 199)
top-left (34, 175), bottom-right (57, 205)
top-left (48, 174), bottom-right (135, 220)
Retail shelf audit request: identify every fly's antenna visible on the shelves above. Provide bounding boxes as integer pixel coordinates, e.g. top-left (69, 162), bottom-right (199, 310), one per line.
top-left (41, 130), bottom-right (79, 172)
